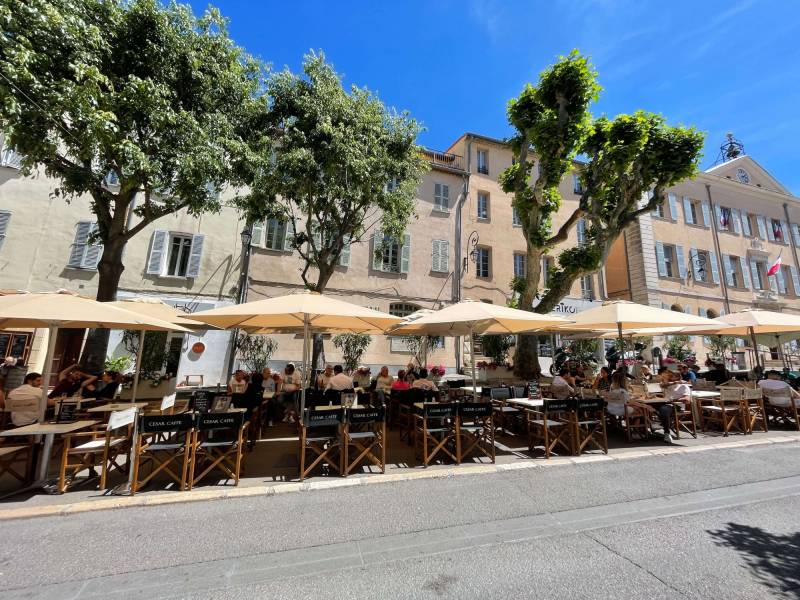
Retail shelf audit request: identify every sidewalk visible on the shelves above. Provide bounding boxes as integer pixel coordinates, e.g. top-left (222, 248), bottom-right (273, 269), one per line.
top-left (1, 423), bottom-right (798, 521)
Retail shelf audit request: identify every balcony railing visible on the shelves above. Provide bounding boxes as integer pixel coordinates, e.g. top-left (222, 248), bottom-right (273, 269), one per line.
top-left (422, 149), bottom-right (465, 172)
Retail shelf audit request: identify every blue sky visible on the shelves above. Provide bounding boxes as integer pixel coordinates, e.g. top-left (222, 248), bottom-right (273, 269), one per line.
top-left (190, 0), bottom-right (800, 193)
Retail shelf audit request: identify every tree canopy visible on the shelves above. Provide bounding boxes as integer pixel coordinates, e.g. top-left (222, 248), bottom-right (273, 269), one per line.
top-left (501, 50), bottom-right (704, 377)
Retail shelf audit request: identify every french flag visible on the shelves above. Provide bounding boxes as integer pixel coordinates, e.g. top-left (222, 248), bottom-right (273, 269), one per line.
top-left (767, 251), bottom-right (783, 277)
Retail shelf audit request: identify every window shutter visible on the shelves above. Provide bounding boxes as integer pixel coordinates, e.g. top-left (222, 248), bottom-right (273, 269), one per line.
top-left (338, 236), bottom-right (351, 267)
top-left (668, 194), bottom-right (679, 220)
top-left (689, 248), bottom-right (700, 280)
top-left (767, 220), bottom-right (776, 242)
top-left (431, 240), bottom-right (441, 272)
top-left (655, 242), bottom-right (667, 277)
top-left (714, 204), bottom-right (723, 229)
top-left (701, 200), bottom-right (712, 228)
top-left (741, 212), bottom-right (751, 237)
top-left (676, 245), bottom-right (687, 279)
top-left (0, 210), bottom-right (10, 251)
top-left (81, 223), bottom-right (103, 269)
top-left (731, 209), bottom-right (741, 234)
top-left (682, 197), bottom-right (693, 224)
top-left (769, 271), bottom-right (779, 293)
top-left (749, 259), bottom-right (761, 290)
top-left (790, 265), bottom-right (800, 296)
top-left (400, 233), bottom-right (411, 274)
top-left (699, 307), bottom-right (707, 318)
top-left (780, 220), bottom-right (789, 244)
top-left (146, 230), bottom-right (168, 275)
top-left (185, 234), bottom-right (205, 278)
top-left (792, 224), bottom-right (800, 247)
top-left (283, 222), bottom-right (294, 252)
top-left (250, 221), bottom-right (264, 247)
top-left (372, 231), bottom-right (383, 271)
top-left (739, 256), bottom-right (751, 289)
top-left (68, 221), bottom-right (93, 268)
top-left (709, 251), bottom-right (720, 284)
top-left (576, 219), bottom-right (586, 245)
top-left (722, 254), bottom-right (734, 286)
top-left (440, 240), bottom-right (450, 272)
top-left (756, 215), bottom-right (768, 239)
top-left (442, 184), bottom-right (449, 211)
top-left (776, 267), bottom-right (787, 294)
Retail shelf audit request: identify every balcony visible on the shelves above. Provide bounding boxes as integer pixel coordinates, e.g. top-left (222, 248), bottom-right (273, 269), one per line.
top-left (422, 149), bottom-right (465, 173)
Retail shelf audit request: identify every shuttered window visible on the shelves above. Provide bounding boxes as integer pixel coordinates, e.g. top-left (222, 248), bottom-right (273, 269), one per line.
top-left (0, 210), bottom-right (10, 251)
top-left (513, 252), bottom-right (526, 278)
top-left (146, 230), bottom-right (204, 278)
top-left (67, 221), bottom-right (103, 270)
top-left (476, 192), bottom-right (489, 219)
top-left (576, 219), bottom-right (587, 246)
top-left (431, 239), bottom-right (449, 273)
top-left (434, 183), bottom-right (450, 213)
top-left (372, 231), bottom-right (411, 274)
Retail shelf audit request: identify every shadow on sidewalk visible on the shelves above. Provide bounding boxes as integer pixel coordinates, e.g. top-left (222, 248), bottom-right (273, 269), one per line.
top-left (708, 522), bottom-right (800, 599)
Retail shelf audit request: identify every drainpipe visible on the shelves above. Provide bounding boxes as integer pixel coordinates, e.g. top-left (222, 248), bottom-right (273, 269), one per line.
top-left (783, 202), bottom-right (800, 293)
top-left (454, 136), bottom-right (473, 373)
top-left (704, 183), bottom-right (731, 315)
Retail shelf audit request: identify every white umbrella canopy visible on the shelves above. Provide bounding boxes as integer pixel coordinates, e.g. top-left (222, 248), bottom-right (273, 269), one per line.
top-left (387, 300), bottom-right (572, 399)
top-left (110, 298), bottom-right (212, 331)
top-left (557, 300), bottom-right (721, 332)
top-left (186, 290), bottom-right (401, 333)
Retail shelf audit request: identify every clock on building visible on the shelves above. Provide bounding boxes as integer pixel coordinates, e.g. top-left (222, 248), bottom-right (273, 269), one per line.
top-left (736, 167), bottom-right (750, 184)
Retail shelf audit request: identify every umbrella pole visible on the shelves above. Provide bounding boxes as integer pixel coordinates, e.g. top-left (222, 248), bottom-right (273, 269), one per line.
top-left (300, 316), bottom-right (309, 415)
top-left (470, 325), bottom-right (477, 402)
top-left (617, 323), bottom-right (624, 372)
top-left (131, 331), bottom-right (145, 404)
top-left (750, 326), bottom-right (762, 376)
top-left (38, 325), bottom-right (58, 424)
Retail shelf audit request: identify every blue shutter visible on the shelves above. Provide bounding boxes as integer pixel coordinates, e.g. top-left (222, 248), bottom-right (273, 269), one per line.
top-left (400, 233), bottom-right (411, 274)
top-left (790, 265), bottom-right (800, 296)
top-left (780, 221), bottom-right (789, 244)
top-left (0, 210), bottom-right (10, 251)
top-left (689, 248), bottom-right (700, 280)
top-left (668, 193), bottom-right (679, 220)
top-left (682, 197), bottom-right (693, 224)
top-left (708, 251), bottom-right (720, 284)
top-left (731, 209), bottom-right (741, 234)
top-left (792, 224), bottom-right (800, 247)
top-left (185, 234), bottom-right (204, 278)
top-left (146, 230), bottom-right (168, 275)
top-left (68, 221), bottom-right (93, 268)
top-left (776, 267), bottom-right (787, 294)
top-left (739, 256), bottom-right (751, 289)
top-left (371, 231), bottom-right (383, 271)
top-left (722, 254), bottom-right (734, 286)
top-left (81, 223), bottom-right (103, 270)
top-left (741, 212), bottom-right (752, 237)
top-left (701, 201), bottom-right (712, 228)
top-left (339, 236), bottom-right (351, 267)
top-left (676, 245), bottom-right (687, 279)
top-left (655, 242), bottom-right (667, 277)
top-left (250, 221), bottom-right (264, 247)
top-left (282, 222), bottom-right (294, 252)
top-left (757, 215), bottom-right (768, 240)
top-left (750, 259), bottom-right (761, 290)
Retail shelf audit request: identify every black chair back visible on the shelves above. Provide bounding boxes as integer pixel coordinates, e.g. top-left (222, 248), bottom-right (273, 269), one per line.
top-left (409, 387), bottom-right (438, 403)
top-left (447, 379), bottom-right (467, 390)
top-left (576, 398), bottom-right (604, 412)
top-left (543, 399), bottom-right (575, 413)
top-left (512, 386), bottom-right (526, 399)
top-left (197, 411), bottom-right (245, 432)
top-left (347, 405), bottom-right (385, 424)
top-left (139, 413), bottom-right (194, 433)
top-left (303, 407), bottom-right (345, 427)
top-left (421, 402), bottom-right (457, 418)
top-left (489, 387), bottom-right (511, 401)
top-left (458, 401), bottom-right (493, 418)
top-left (391, 389), bottom-right (413, 405)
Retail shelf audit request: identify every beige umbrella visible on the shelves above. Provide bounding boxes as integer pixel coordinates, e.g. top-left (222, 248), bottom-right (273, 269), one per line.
top-left (0, 292), bottom-right (188, 485)
top-left (387, 299), bottom-right (572, 400)
top-left (681, 309), bottom-right (800, 370)
top-left (187, 291), bottom-right (402, 412)
top-left (110, 298), bottom-right (213, 331)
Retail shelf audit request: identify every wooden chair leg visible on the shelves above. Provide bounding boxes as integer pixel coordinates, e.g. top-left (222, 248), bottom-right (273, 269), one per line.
top-left (58, 438), bottom-right (70, 493)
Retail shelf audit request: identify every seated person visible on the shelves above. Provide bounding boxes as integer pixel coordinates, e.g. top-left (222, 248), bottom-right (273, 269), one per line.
top-left (374, 366), bottom-right (394, 402)
top-left (758, 370), bottom-right (800, 407)
top-left (678, 364), bottom-right (697, 384)
top-left (316, 365), bottom-right (334, 390)
top-left (352, 366), bottom-right (371, 390)
top-left (606, 371), bottom-right (632, 417)
top-left (6, 372), bottom-right (50, 426)
top-left (278, 364), bottom-right (302, 423)
top-left (261, 368), bottom-right (278, 426)
top-left (48, 363), bottom-right (95, 399)
top-left (227, 369), bottom-right (248, 395)
top-left (391, 370), bottom-right (410, 391)
top-left (81, 370), bottom-right (120, 400)
top-left (235, 372), bottom-right (264, 420)
top-left (571, 364), bottom-right (589, 386)
top-left (326, 365), bottom-right (354, 391)
top-left (551, 367), bottom-right (575, 398)
top-left (655, 366), bottom-right (673, 385)
top-left (411, 368), bottom-right (438, 392)
top-left (704, 362), bottom-right (729, 385)
top-left (592, 366), bottom-right (612, 392)
top-left (639, 363), bottom-right (653, 381)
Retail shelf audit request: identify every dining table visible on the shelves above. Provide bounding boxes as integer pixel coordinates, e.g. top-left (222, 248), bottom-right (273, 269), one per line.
top-left (0, 419), bottom-right (100, 497)
top-left (85, 402), bottom-right (151, 413)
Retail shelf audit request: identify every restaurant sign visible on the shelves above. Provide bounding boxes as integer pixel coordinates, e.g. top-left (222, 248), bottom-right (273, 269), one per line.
top-left (533, 297), bottom-right (601, 315)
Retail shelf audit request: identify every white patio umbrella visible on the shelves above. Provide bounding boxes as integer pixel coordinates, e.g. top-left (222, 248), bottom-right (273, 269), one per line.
top-left (186, 291), bottom-right (402, 413)
top-left (387, 299), bottom-right (572, 400)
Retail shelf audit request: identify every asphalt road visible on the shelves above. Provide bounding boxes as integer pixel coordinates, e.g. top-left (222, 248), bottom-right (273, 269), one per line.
top-left (1, 443), bottom-right (799, 599)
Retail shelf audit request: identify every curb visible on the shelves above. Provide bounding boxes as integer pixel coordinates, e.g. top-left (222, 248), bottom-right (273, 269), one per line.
top-left (0, 436), bottom-right (796, 522)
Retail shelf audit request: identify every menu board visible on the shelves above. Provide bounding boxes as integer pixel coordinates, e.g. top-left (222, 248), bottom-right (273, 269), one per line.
top-left (192, 390), bottom-right (214, 413)
top-left (56, 401), bottom-right (77, 423)
top-left (527, 380), bottom-right (541, 399)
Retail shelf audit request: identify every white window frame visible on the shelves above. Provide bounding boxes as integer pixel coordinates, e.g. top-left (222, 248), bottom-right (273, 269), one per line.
top-left (431, 239), bottom-right (449, 273)
top-left (475, 247), bottom-right (490, 278)
top-left (513, 252), bottom-right (526, 278)
top-left (476, 149), bottom-right (489, 175)
top-left (580, 275), bottom-right (594, 300)
top-left (434, 183), bottom-right (450, 213)
top-left (476, 192), bottom-right (489, 220)
top-left (165, 233), bottom-right (194, 278)
top-left (512, 206), bottom-right (522, 227)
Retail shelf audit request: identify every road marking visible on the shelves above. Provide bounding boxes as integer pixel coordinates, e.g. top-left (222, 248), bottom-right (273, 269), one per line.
top-left (0, 436), bottom-right (796, 522)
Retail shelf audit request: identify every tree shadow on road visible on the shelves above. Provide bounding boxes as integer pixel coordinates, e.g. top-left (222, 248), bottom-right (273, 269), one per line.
top-left (708, 522), bottom-right (800, 599)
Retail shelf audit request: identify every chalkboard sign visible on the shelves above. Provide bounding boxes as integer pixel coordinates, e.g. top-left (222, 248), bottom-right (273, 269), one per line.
top-left (56, 400), bottom-right (77, 423)
top-left (527, 380), bottom-right (541, 399)
top-left (192, 390), bottom-right (214, 413)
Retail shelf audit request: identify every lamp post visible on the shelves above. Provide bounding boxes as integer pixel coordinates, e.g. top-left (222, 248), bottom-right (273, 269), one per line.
top-left (225, 226), bottom-right (253, 382)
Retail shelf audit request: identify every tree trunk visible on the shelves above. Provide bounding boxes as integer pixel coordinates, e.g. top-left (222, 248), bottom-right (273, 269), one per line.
top-left (79, 236), bottom-right (126, 373)
top-left (309, 265), bottom-right (335, 379)
top-left (513, 246), bottom-right (544, 378)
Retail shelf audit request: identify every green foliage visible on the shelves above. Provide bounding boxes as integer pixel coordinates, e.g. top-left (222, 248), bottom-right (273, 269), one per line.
top-left (565, 339), bottom-right (599, 364)
top-left (332, 333), bottom-right (372, 372)
top-left (239, 52), bottom-right (427, 291)
top-left (104, 354), bottom-right (132, 373)
top-left (705, 335), bottom-right (737, 360)
top-left (0, 0), bottom-right (264, 295)
top-left (122, 330), bottom-right (169, 376)
top-left (665, 335), bottom-right (693, 362)
top-left (398, 335), bottom-right (439, 368)
top-left (481, 335), bottom-right (515, 364)
top-left (235, 333), bottom-right (277, 373)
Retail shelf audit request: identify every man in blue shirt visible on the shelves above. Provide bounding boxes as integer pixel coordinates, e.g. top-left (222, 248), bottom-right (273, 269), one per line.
top-left (679, 364), bottom-right (697, 384)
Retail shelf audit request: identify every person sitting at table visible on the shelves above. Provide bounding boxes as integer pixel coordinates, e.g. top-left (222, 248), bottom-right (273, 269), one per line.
top-left (704, 362), bottom-right (729, 385)
top-left (326, 364), bottom-right (354, 391)
top-left (6, 372), bottom-right (49, 426)
top-left (639, 363), bottom-right (653, 382)
top-left (758, 370), bottom-right (800, 407)
top-left (81, 370), bottom-right (120, 400)
top-left (316, 364), bottom-right (334, 390)
top-left (227, 369), bottom-right (248, 395)
top-left (592, 366), bottom-right (612, 392)
top-left (678, 364), bottom-right (697, 384)
top-left (374, 366), bottom-right (394, 402)
top-left (606, 371), bottom-right (631, 417)
top-left (353, 366), bottom-right (371, 390)
top-left (260, 368), bottom-right (278, 426)
top-left (655, 366), bottom-right (673, 385)
top-left (279, 363), bottom-right (302, 423)
top-left (411, 368), bottom-right (438, 391)
top-left (571, 364), bottom-right (589, 386)
top-left (48, 363), bottom-right (95, 399)
top-left (551, 367), bottom-right (575, 399)
top-left (405, 362), bottom-right (419, 379)
top-left (235, 372), bottom-right (264, 420)
top-left (391, 370), bottom-right (410, 391)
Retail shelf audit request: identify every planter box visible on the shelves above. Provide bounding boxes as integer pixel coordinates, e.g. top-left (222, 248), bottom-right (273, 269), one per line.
top-left (480, 366), bottom-right (514, 382)
top-left (118, 378), bottom-right (177, 401)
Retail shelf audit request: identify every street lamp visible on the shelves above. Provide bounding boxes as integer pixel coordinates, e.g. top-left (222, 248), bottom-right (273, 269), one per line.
top-left (462, 230), bottom-right (479, 273)
top-left (226, 226), bottom-right (253, 380)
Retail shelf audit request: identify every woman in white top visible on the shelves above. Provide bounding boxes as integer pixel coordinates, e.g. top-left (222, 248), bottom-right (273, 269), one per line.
top-left (279, 364), bottom-right (301, 423)
top-left (606, 371), bottom-right (631, 417)
top-left (374, 366), bottom-right (394, 403)
top-left (411, 368), bottom-right (438, 392)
